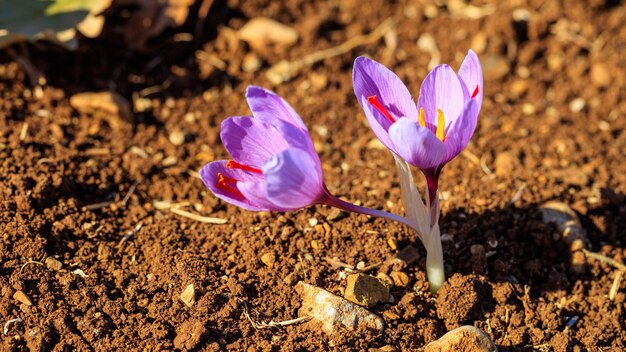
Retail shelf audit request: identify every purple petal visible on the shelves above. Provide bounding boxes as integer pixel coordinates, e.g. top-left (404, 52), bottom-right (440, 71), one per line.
top-left (238, 180), bottom-right (289, 212)
top-left (199, 161), bottom-right (269, 211)
top-left (353, 56), bottom-right (418, 121)
top-left (246, 86), bottom-right (308, 131)
top-left (266, 117), bottom-right (317, 156)
top-left (441, 99), bottom-right (479, 164)
top-left (262, 148), bottom-right (325, 210)
top-left (388, 118), bottom-right (445, 170)
top-left (417, 64), bottom-right (468, 131)
top-left (359, 95), bottom-right (396, 151)
top-left (220, 116), bottom-right (290, 168)
top-left (458, 49), bottom-right (483, 110)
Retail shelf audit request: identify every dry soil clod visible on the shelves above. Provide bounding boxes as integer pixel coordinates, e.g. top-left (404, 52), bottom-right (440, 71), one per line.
top-left (174, 319), bottom-right (208, 350)
top-left (296, 282), bottom-right (384, 334)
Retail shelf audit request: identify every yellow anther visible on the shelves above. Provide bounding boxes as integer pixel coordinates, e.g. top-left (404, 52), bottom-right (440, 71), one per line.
top-left (418, 107), bottom-right (426, 127)
top-left (436, 109), bottom-right (445, 141)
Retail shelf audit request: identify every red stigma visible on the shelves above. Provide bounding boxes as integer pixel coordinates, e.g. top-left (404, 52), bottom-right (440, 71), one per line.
top-left (471, 85), bottom-right (479, 99)
top-left (216, 172), bottom-right (244, 198)
top-left (226, 160), bottom-right (263, 174)
top-left (367, 96), bottom-right (396, 123)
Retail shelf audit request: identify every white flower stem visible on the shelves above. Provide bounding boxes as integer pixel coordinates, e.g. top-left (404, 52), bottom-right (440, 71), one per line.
top-left (425, 222), bottom-right (445, 293)
top-left (393, 156), bottom-right (446, 293)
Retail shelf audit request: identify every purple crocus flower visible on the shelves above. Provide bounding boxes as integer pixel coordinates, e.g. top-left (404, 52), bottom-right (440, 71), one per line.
top-left (200, 86), bottom-right (418, 233)
top-left (200, 86), bottom-right (326, 211)
top-left (353, 50), bottom-right (483, 202)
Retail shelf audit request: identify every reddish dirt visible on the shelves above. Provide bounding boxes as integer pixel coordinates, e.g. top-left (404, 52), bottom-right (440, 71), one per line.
top-left (1, 0), bottom-right (625, 351)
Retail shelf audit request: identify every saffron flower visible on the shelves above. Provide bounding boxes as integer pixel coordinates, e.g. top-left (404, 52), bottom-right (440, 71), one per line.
top-left (200, 86), bottom-right (326, 211)
top-left (201, 86), bottom-right (416, 230)
top-left (353, 51), bottom-right (483, 292)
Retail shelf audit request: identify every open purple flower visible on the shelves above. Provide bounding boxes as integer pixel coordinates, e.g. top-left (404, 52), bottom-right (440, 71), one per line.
top-left (200, 86), bottom-right (326, 211)
top-left (200, 85), bottom-right (419, 236)
top-left (353, 51), bottom-right (483, 292)
top-left (353, 50), bottom-right (482, 200)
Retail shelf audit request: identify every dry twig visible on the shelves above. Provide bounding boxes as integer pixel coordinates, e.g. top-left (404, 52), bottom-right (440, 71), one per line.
top-left (170, 207), bottom-right (227, 224)
top-left (242, 301), bottom-right (309, 330)
top-left (19, 260), bottom-right (44, 273)
top-left (266, 17), bottom-right (394, 85)
top-left (582, 249), bottom-right (626, 272)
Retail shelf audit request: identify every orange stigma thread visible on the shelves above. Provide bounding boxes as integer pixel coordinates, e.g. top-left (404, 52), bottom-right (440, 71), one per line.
top-left (367, 96), bottom-right (395, 123)
top-left (471, 85), bottom-right (479, 99)
top-left (418, 107), bottom-right (426, 127)
top-left (436, 109), bottom-right (445, 141)
top-left (216, 172), bottom-right (244, 197)
top-left (226, 160), bottom-right (262, 174)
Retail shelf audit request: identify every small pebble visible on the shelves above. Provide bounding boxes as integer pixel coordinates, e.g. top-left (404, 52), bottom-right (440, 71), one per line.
top-left (590, 63), bottom-right (611, 88)
top-left (180, 284), bottom-right (195, 307)
top-left (283, 272), bottom-right (300, 286)
top-left (238, 17), bottom-right (299, 51)
top-left (387, 237), bottom-right (398, 251)
top-left (493, 151), bottom-right (520, 177)
top-left (261, 252), bottom-right (276, 267)
top-left (424, 325), bottom-right (497, 352)
top-left (44, 257), bottom-right (62, 271)
top-left (344, 273), bottom-right (389, 307)
top-left (482, 55), bottom-right (510, 80)
top-left (13, 291), bottom-right (32, 306)
top-left (242, 52), bottom-right (262, 72)
top-left (389, 271), bottom-right (410, 287)
top-left (169, 130), bottom-right (185, 146)
top-left (326, 208), bottom-right (346, 221)
top-left (569, 98), bottom-right (586, 113)
top-left (393, 245), bottom-right (419, 265)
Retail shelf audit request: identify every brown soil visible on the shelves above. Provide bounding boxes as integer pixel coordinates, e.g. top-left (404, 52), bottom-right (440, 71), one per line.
top-left (1, 0), bottom-right (625, 351)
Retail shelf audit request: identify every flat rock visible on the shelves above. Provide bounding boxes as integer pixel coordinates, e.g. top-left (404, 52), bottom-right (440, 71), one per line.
top-left (44, 257), bottom-right (62, 271)
top-left (13, 290), bottom-right (32, 306)
top-left (493, 151), bottom-right (520, 177)
top-left (238, 17), bottom-right (299, 51)
top-left (393, 245), bottom-right (419, 265)
top-left (296, 282), bottom-right (384, 334)
top-left (69, 91), bottom-right (132, 129)
top-left (424, 325), bottom-right (497, 352)
top-left (551, 167), bottom-right (589, 187)
top-left (482, 55), bottom-right (510, 81)
top-left (344, 274), bottom-right (389, 307)
top-left (539, 201), bottom-right (587, 273)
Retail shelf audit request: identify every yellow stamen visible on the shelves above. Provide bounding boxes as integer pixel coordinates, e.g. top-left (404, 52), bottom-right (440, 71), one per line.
top-left (436, 109), bottom-right (445, 141)
top-left (418, 107), bottom-right (426, 127)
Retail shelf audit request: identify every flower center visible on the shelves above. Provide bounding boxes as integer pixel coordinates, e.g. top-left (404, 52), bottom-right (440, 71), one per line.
top-left (226, 160), bottom-right (263, 174)
top-left (418, 107), bottom-right (446, 142)
top-left (216, 172), bottom-right (244, 197)
top-left (215, 160), bottom-right (263, 197)
top-left (367, 96), bottom-right (395, 123)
